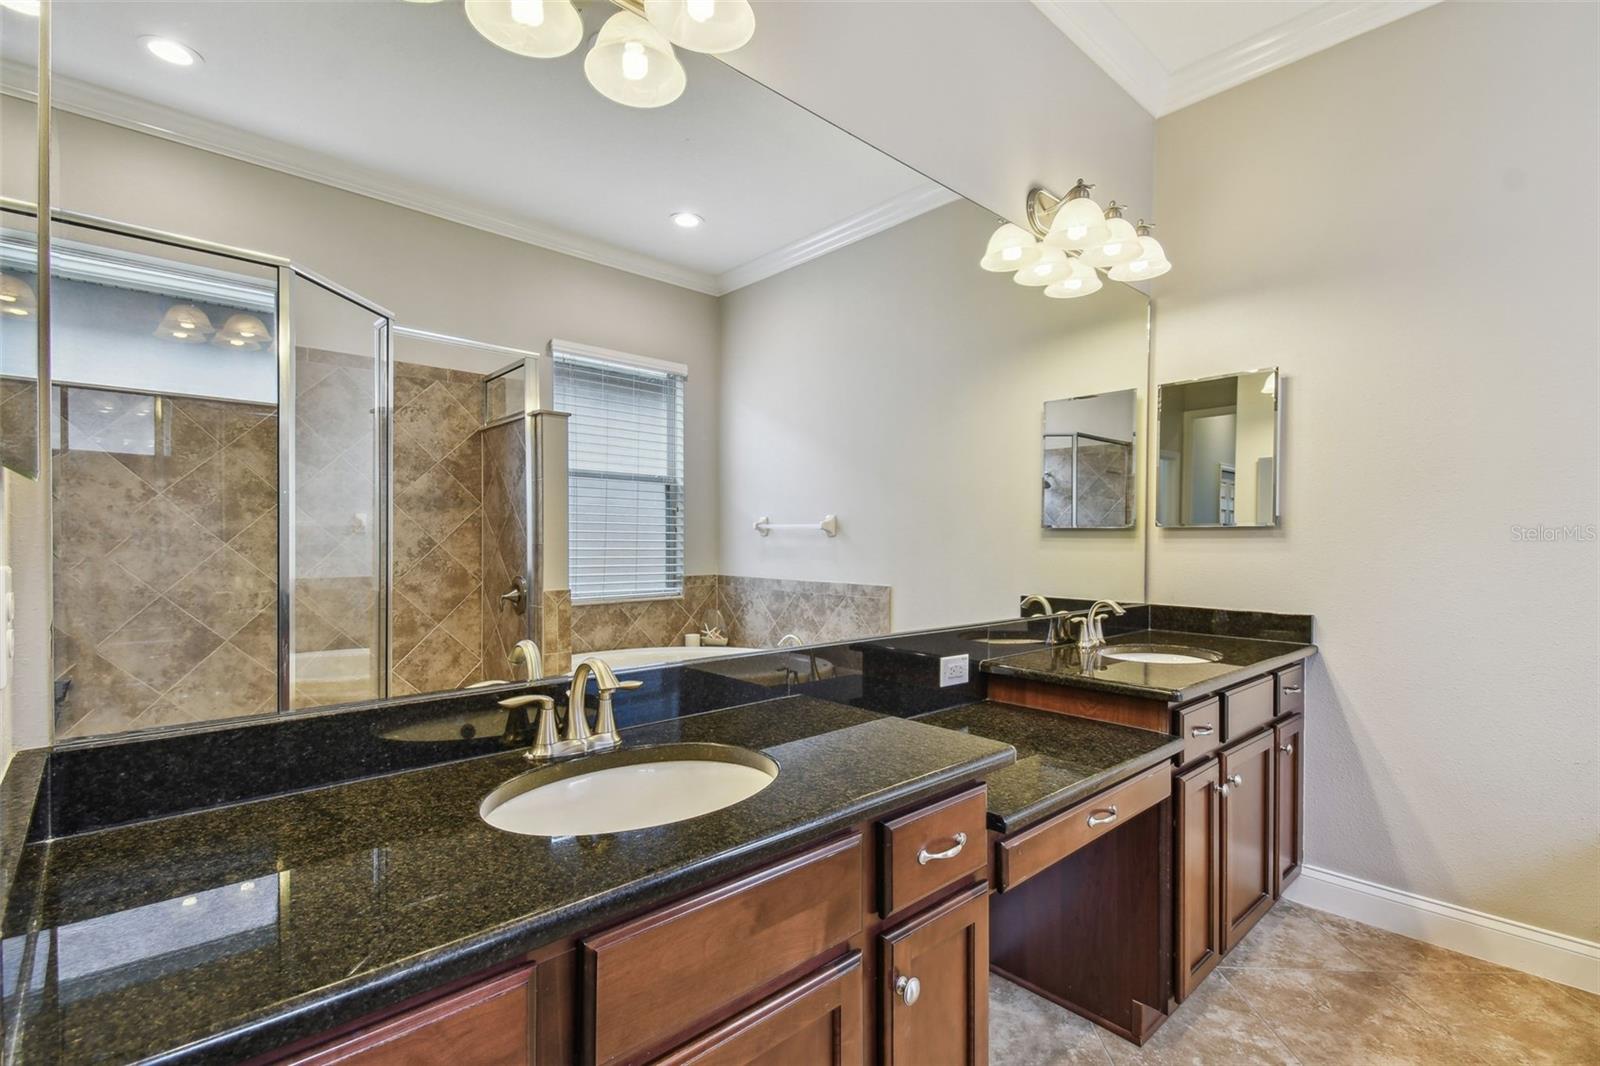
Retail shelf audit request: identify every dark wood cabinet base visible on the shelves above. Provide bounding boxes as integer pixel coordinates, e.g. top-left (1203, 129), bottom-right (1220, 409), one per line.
top-left (988, 800), bottom-right (1173, 1046)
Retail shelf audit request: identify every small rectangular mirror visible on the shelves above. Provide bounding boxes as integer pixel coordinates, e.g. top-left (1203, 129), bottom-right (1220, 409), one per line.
top-left (1156, 369), bottom-right (1280, 528)
top-left (1042, 389), bottom-right (1137, 530)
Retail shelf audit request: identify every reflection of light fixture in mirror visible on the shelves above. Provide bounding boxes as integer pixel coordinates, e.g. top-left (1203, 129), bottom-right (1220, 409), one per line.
top-left (643, 0), bottom-right (755, 54)
top-left (1013, 246), bottom-right (1072, 287)
top-left (142, 36), bottom-right (201, 67)
top-left (1107, 221), bottom-right (1172, 281)
top-left (671, 211), bottom-right (703, 229)
top-left (1261, 372), bottom-right (1277, 395)
top-left (1044, 258), bottom-right (1103, 299)
top-left (465, 0), bottom-right (583, 58)
top-left (980, 223), bottom-right (1042, 272)
top-left (155, 303), bottom-right (214, 343)
top-left (0, 274), bottom-right (36, 316)
top-left (1041, 180), bottom-right (1111, 251)
top-left (213, 313), bottom-right (272, 351)
top-left (584, 11), bottom-right (686, 108)
top-left (1079, 203), bottom-right (1142, 267)
top-left (0, 0), bottom-right (41, 15)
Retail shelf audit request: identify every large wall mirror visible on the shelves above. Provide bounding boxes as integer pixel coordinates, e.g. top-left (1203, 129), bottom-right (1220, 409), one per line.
top-left (0, 2), bottom-right (42, 478)
top-left (21, 0), bottom-right (1151, 741)
top-left (1156, 369), bottom-right (1280, 528)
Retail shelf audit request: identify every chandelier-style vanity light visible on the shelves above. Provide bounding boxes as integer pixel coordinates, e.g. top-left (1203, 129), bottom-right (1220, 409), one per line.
top-left (434, 0), bottom-right (756, 108)
top-left (154, 303), bottom-right (214, 343)
top-left (979, 179), bottom-right (1172, 301)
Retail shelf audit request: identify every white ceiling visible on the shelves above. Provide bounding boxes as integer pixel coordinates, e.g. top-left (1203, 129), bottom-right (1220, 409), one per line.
top-left (19, 1), bottom-right (953, 295)
top-left (1032, 0), bottom-right (1440, 116)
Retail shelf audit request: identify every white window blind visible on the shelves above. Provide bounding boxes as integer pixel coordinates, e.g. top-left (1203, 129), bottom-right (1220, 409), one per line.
top-left (553, 349), bottom-right (685, 603)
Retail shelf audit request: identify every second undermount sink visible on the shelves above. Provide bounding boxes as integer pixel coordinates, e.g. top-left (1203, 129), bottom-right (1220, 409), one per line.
top-left (480, 743), bottom-right (778, 837)
top-left (1100, 644), bottom-right (1224, 665)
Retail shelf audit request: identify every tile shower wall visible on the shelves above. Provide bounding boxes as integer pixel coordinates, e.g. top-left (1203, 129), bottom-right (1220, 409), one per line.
top-left (481, 418), bottom-right (536, 678)
top-left (389, 363), bottom-right (485, 696)
top-left (1043, 442), bottom-right (1133, 529)
top-left (52, 385), bottom-right (277, 738)
top-left (563, 575), bottom-right (891, 655)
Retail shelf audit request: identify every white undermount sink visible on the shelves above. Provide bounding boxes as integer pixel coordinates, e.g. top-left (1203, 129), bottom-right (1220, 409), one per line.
top-left (1099, 644), bottom-right (1224, 665)
top-left (480, 743), bottom-right (778, 837)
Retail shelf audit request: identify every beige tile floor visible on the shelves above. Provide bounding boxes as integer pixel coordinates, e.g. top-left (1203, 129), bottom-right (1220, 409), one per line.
top-left (990, 901), bottom-right (1600, 1065)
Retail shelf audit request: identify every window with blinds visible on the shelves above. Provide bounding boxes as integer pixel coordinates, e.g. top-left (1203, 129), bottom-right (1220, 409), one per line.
top-left (553, 349), bottom-right (685, 604)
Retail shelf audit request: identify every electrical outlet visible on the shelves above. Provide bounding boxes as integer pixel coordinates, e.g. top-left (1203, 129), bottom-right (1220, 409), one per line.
top-left (938, 654), bottom-right (970, 688)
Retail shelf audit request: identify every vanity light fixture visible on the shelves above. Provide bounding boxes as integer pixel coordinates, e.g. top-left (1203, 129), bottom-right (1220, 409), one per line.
top-left (213, 312), bottom-right (272, 351)
top-left (979, 223), bottom-right (1042, 272)
top-left (671, 211), bottom-right (703, 229)
top-left (142, 36), bottom-right (201, 67)
top-left (987, 181), bottom-right (1173, 303)
top-left (0, 274), bottom-right (36, 316)
top-left (1107, 221), bottom-right (1171, 282)
top-left (154, 303), bottom-right (214, 343)
top-left (451, 0), bottom-right (755, 108)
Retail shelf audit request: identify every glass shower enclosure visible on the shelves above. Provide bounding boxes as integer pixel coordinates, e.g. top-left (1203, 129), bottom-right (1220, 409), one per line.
top-left (47, 211), bottom-right (392, 739)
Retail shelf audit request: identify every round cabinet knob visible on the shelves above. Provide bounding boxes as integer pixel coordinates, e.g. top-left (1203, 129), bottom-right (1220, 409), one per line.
top-left (1227, 773), bottom-right (1244, 786)
top-left (895, 974), bottom-right (921, 1006)
top-left (1279, 742), bottom-right (1295, 755)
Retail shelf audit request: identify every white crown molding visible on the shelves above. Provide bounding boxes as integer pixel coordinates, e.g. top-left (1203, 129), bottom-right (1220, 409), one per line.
top-left (715, 184), bottom-right (959, 294)
top-left (1030, 0), bottom-right (1170, 117)
top-left (1031, 1), bottom-right (1439, 117)
top-left (1163, 1), bottom-right (1440, 114)
top-left (1286, 865), bottom-right (1600, 994)
top-left (19, 71), bottom-right (727, 295)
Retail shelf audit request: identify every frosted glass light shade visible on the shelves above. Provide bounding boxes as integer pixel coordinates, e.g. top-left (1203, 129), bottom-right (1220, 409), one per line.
top-left (980, 223), bottom-right (1042, 272)
top-left (1044, 259), bottom-right (1103, 299)
top-left (214, 313), bottom-right (273, 351)
top-left (1107, 234), bottom-right (1171, 281)
top-left (643, 0), bottom-right (755, 54)
top-left (1079, 214), bottom-right (1142, 267)
top-left (1044, 196), bottom-right (1110, 251)
top-left (465, 0), bottom-right (583, 58)
top-left (155, 304), bottom-right (214, 343)
top-left (0, 273), bottom-right (36, 316)
top-left (585, 12), bottom-right (686, 108)
top-left (1013, 246), bottom-right (1072, 287)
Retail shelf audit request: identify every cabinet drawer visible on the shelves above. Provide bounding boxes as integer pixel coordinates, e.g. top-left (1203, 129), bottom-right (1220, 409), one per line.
top-left (1221, 675), bottom-right (1274, 742)
top-left (653, 952), bottom-right (862, 1065)
top-left (1275, 664), bottom-right (1305, 718)
top-left (879, 786), bottom-right (988, 917)
top-left (1177, 697), bottom-right (1222, 765)
top-left (284, 966), bottom-right (533, 1066)
top-left (996, 762), bottom-right (1171, 891)
top-left (584, 834), bottom-right (864, 1066)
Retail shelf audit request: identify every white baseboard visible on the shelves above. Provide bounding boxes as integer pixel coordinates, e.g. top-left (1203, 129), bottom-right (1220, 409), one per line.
top-left (1284, 865), bottom-right (1600, 994)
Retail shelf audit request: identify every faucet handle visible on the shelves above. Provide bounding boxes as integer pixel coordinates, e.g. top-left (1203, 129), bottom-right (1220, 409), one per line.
top-left (498, 694), bottom-right (551, 709)
top-left (616, 680), bottom-right (644, 691)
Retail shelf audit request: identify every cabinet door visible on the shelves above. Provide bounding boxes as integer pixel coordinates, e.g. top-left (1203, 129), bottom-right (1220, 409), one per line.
top-left (1174, 757), bottom-right (1221, 1002)
top-left (880, 884), bottom-right (988, 1066)
top-left (1273, 713), bottom-right (1305, 896)
top-left (1219, 731), bottom-right (1276, 953)
top-left (654, 952), bottom-right (862, 1066)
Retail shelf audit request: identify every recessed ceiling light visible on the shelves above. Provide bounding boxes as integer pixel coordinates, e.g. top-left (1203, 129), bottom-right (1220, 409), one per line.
top-left (142, 36), bottom-right (201, 67)
top-left (671, 212), bottom-right (703, 229)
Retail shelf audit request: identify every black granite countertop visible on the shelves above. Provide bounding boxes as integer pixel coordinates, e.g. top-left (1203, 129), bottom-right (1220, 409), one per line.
top-left (1, 697), bottom-right (1014, 1065)
top-left (981, 629), bottom-right (1316, 703)
top-left (915, 702), bottom-right (1184, 834)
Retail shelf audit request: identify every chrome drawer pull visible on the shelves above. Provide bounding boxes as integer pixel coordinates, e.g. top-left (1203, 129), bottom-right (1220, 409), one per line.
top-left (895, 974), bottom-right (921, 1006)
top-left (1282, 684), bottom-right (1302, 694)
top-left (1086, 806), bottom-right (1118, 828)
top-left (1190, 724), bottom-right (1215, 737)
top-left (1279, 742), bottom-right (1295, 755)
top-left (917, 833), bottom-right (967, 865)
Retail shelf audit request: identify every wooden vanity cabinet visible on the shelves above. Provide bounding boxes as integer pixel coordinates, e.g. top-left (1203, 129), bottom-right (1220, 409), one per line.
top-left (880, 884), bottom-right (989, 1066)
top-left (1173, 759), bottom-right (1222, 1001)
top-left (1218, 730), bottom-right (1276, 952)
top-left (1273, 713), bottom-right (1305, 895)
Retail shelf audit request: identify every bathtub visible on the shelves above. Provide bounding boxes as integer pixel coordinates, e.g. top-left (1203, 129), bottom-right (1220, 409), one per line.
top-left (572, 646), bottom-right (839, 685)
top-left (571, 646), bottom-right (759, 670)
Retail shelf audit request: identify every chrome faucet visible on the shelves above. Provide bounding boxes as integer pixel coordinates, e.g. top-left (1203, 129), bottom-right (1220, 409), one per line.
top-left (566, 657), bottom-right (642, 754)
top-left (1077, 599), bottom-right (1128, 653)
top-left (1020, 594), bottom-right (1072, 646)
top-left (509, 639), bottom-right (543, 682)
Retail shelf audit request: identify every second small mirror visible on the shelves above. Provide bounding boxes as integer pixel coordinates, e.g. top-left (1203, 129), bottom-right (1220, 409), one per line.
top-left (1156, 369), bottom-right (1280, 528)
top-left (1042, 389), bottom-right (1136, 530)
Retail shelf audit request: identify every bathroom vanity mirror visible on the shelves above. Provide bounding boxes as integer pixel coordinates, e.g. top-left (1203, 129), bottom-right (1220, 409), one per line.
top-left (0, 5), bottom-right (41, 478)
top-left (1156, 369), bottom-right (1280, 528)
top-left (1043, 389), bottom-right (1138, 530)
top-left (30, 0), bottom-right (1151, 739)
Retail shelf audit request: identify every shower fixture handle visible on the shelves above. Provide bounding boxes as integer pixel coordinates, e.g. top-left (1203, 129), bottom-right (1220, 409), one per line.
top-left (500, 577), bottom-right (527, 613)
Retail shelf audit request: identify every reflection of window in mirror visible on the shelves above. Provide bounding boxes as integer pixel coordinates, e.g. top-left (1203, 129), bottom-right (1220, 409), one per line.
top-left (552, 344), bottom-right (686, 603)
